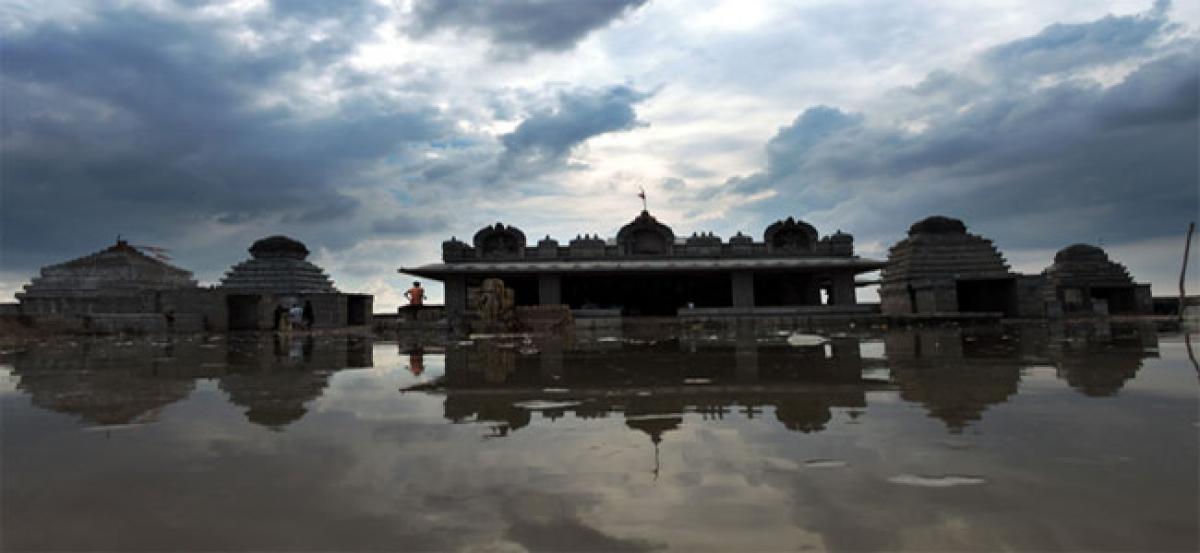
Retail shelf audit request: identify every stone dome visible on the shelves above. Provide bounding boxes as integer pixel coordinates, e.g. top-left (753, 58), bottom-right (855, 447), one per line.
top-left (1043, 244), bottom-right (1133, 288)
top-left (220, 236), bottom-right (337, 294)
top-left (1053, 243), bottom-right (1107, 264)
top-left (882, 217), bottom-right (1010, 285)
top-left (908, 216), bottom-right (968, 236)
top-left (249, 235), bottom-right (310, 260)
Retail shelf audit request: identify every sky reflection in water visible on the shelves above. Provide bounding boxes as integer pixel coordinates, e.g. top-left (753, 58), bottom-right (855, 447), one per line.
top-left (2, 323), bottom-right (1197, 551)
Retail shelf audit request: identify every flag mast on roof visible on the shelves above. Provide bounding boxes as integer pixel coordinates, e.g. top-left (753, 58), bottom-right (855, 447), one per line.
top-left (638, 186), bottom-right (648, 212)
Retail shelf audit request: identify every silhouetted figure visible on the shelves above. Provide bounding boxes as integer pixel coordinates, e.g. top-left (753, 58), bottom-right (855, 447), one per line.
top-left (302, 301), bottom-right (314, 330)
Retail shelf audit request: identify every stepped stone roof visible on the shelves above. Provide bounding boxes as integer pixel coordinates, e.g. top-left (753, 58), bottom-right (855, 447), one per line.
top-left (219, 235), bottom-right (337, 294)
top-left (1042, 244), bottom-right (1135, 288)
top-left (882, 216), bottom-right (1011, 285)
top-left (18, 239), bottom-right (196, 299)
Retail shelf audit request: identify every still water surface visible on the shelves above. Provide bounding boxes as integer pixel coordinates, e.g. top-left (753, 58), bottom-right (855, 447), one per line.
top-left (2, 324), bottom-right (1197, 551)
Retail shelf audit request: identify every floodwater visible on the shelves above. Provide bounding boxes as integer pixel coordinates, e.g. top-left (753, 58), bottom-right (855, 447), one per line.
top-left (2, 323), bottom-right (1197, 551)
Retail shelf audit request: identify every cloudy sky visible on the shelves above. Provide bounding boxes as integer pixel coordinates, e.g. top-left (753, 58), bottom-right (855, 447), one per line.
top-left (2, 0), bottom-right (1197, 307)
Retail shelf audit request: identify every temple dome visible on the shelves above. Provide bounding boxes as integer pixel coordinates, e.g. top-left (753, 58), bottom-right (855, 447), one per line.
top-left (220, 236), bottom-right (337, 294)
top-left (1043, 243), bottom-right (1133, 287)
top-left (1053, 243), bottom-right (1107, 264)
top-left (908, 216), bottom-right (967, 236)
top-left (617, 211), bottom-right (675, 255)
top-left (883, 216), bottom-right (1010, 285)
top-left (249, 235), bottom-right (310, 260)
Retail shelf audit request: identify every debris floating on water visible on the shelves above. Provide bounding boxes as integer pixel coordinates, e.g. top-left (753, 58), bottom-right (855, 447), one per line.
top-left (786, 333), bottom-right (829, 347)
top-left (513, 400), bottom-right (582, 410)
top-left (887, 474), bottom-right (987, 487)
top-left (804, 459), bottom-right (848, 468)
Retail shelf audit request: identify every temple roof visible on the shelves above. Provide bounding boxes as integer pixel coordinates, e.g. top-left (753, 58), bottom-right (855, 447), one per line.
top-left (219, 235), bottom-right (337, 294)
top-left (19, 239), bottom-right (196, 298)
top-left (402, 256), bottom-right (885, 279)
top-left (1042, 243), bottom-right (1135, 288)
top-left (882, 216), bottom-right (1012, 285)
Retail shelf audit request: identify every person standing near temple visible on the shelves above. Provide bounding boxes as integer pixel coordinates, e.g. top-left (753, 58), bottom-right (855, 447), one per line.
top-left (302, 300), bottom-right (315, 330)
top-left (288, 303), bottom-right (304, 331)
top-left (405, 281), bottom-right (425, 306)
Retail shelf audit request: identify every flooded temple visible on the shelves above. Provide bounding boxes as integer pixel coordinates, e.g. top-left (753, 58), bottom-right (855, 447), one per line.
top-left (1041, 244), bottom-right (1152, 316)
top-left (880, 216), bottom-right (1044, 317)
top-left (401, 211), bottom-right (885, 320)
top-left (15, 238), bottom-right (202, 332)
top-left (219, 235), bottom-right (372, 331)
top-left (10, 235), bottom-right (373, 333)
top-left (880, 216), bottom-right (1154, 319)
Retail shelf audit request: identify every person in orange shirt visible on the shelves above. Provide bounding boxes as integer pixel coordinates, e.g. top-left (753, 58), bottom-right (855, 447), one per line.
top-left (404, 281), bottom-right (425, 306)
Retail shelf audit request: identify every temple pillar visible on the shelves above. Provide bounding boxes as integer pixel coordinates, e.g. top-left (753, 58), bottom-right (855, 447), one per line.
top-left (731, 272), bottom-right (755, 309)
top-left (831, 272), bottom-right (857, 305)
top-left (444, 275), bottom-right (467, 318)
top-left (538, 274), bottom-right (562, 305)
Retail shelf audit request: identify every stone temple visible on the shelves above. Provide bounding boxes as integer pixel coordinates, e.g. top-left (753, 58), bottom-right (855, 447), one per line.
top-left (880, 216), bottom-right (1044, 317)
top-left (1041, 244), bottom-right (1151, 316)
top-left (219, 235), bottom-right (371, 330)
top-left (17, 238), bottom-right (196, 316)
top-left (12, 236), bottom-right (372, 333)
top-left (401, 210), bottom-right (885, 320)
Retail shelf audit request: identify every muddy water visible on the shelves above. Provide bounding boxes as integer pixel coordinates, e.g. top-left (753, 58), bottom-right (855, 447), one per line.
top-left (2, 323), bottom-right (1196, 551)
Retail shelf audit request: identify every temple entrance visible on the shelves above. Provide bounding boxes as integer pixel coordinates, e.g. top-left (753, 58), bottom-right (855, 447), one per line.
top-left (1089, 287), bottom-right (1137, 314)
top-left (347, 296), bottom-right (368, 326)
top-left (955, 279), bottom-right (1016, 315)
top-left (563, 273), bottom-right (732, 316)
top-left (227, 294), bottom-right (261, 330)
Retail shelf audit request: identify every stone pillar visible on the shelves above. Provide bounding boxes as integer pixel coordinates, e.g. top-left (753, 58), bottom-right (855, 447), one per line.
top-left (538, 274), bottom-right (562, 305)
top-left (830, 271), bottom-right (857, 305)
top-left (444, 275), bottom-right (467, 318)
top-left (735, 329), bottom-right (758, 382)
top-left (731, 272), bottom-right (755, 309)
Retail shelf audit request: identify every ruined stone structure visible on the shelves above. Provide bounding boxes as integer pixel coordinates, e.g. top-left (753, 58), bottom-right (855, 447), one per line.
top-left (402, 211), bottom-right (885, 320)
top-left (219, 235), bottom-right (372, 331)
top-left (1041, 244), bottom-right (1152, 316)
top-left (17, 239), bottom-right (197, 316)
top-left (880, 216), bottom-right (1044, 317)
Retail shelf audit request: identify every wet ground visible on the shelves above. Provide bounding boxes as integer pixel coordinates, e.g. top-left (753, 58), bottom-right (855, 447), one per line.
top-left (2, 323), bottom-right (1197, 551)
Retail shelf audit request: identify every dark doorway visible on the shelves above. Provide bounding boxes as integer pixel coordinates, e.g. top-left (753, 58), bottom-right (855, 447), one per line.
top-left (347, 296), bottom-right (368, 326)
top-left (227, 294), bottom-right (261, 330)
top-left (955, 279), bottom-right (1016, 315)
top-left (563, 273), bottom-right (732, 316)
top-left (754, 273), bottom-right (819, 306)
top-left (1090, 287), bottom-right (1137, 314)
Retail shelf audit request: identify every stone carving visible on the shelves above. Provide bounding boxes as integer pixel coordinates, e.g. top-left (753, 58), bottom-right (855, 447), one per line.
top-left (617, 211), bottom-right (674, 255)
top-left (473, 223), bottom-right (526, 259)
top-left (471, 278), bottom-right (516, 328)
top-left (442, 236), bottom-right (469, 261)
top-left (568, 234), bottom-right (606, 258)
top-left (764, 217), bottom-right (818, 254)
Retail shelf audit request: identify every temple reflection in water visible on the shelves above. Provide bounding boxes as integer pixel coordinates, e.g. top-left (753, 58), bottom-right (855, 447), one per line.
top-left (412, 321), bottom-right (1159, 438)
top-left (6, 334), bottom-right (372, 429)
top-left (3, 322), bottom-right (1158, 434)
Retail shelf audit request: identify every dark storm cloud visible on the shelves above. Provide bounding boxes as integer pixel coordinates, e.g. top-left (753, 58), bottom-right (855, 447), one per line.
top-left (499, 85), bottom-right (649, 170)
top-left (728, 4), bottom-right (1198, 250)
top-left (406, 0), bottom-right (648, 58)
top-left (0, 4), bottom-right (449, 273)
top-left (982, 0), bottom-right (1173, 78)
top-left (371, 212), bottom-right (452, 235)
